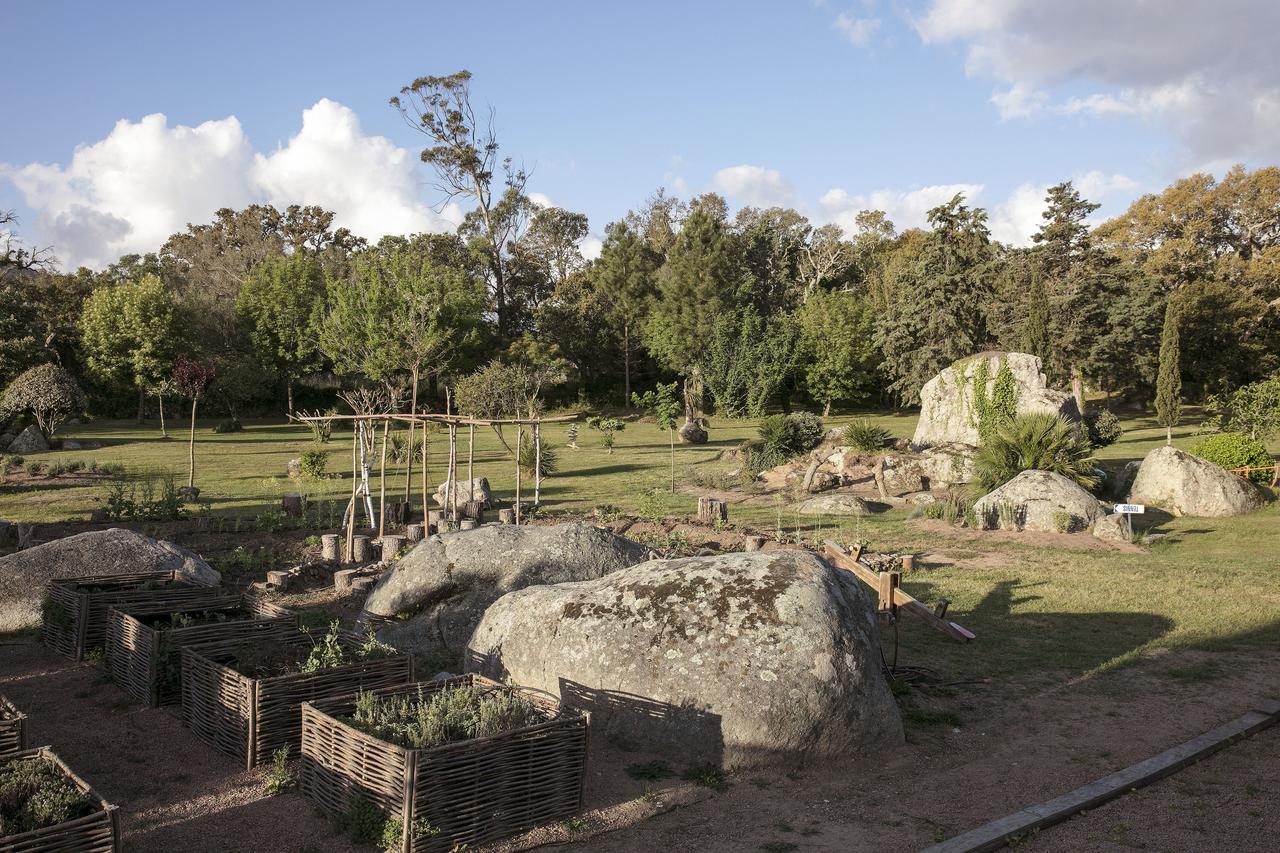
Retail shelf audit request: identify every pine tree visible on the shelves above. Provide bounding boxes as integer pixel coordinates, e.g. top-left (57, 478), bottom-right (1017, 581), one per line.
top-left (1155, 300), bottom-right (1181, 445)
top-left (595, 222), bottom-right (660, 404)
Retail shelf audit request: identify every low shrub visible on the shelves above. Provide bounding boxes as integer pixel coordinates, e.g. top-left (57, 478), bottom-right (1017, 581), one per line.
top-left (973, 413), bottom-right (1098, 494)
top-left (635, 485), bottom-right (666, 522)
top-left (348, 684), bottom-right (541, 750)
top-left (1052, 511), bottom-right (1080, 533)
top-left (518, 433), bottom-right (558, 478)
top-left (263, 746), bottom-right (294, 796)
top-left (23, 460), bottom-right (44, 477)
top-left (0, 756), bottom-right (94, 835)
top-left (101, 471), bottom-right (184, 521)
top-left (786, 411), bottom-right (825, 453)
top-left (919, 492), bottom-right (969, 525)
top-left (843, 418), bottom-right (891, 452)
top-left (1084, 409), bottom-right (1122, 448)
top-left (1191, 432), bottom-right (1273, 485)
top-left (212, 418), bottom-right (243, 434)
top-left (299, 446), bottom-right (328, 479)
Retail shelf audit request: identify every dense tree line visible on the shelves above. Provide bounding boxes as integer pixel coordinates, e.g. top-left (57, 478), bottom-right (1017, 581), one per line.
top-left (2, 74), bottom-right (1279, 430)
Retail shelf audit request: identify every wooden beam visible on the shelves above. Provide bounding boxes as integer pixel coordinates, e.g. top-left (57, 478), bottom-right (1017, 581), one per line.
top-left (822, 540), bottom-right (975, 642)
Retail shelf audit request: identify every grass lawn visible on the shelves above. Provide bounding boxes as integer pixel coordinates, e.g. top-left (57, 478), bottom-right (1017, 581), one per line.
top-left (2, 408), bottom-right (1278, 692)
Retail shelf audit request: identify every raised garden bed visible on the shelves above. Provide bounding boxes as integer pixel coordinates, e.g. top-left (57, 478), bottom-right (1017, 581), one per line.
top-left (0, 696), bottom-right (26, 757)
top-left (42, 570), bottom-right (223, 661)
top-left (0, 746), bottom-right (120, 852)
top-left (105, 595), bottom-right (296, 707)
top-left (181, 627), bottom-right (414, 769)
top-left (300, 675), bottom-right (587, 852)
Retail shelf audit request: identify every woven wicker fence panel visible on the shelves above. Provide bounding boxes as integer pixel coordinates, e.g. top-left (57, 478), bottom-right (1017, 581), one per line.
top-left (107, 596), bottom-right (296, 707)
top-left (0, 747), bottom-right (119, 853)
top-left (301, 676), bottom-right (587, 853)
top-left (0, 696), bottom-right (26, 757)
top-left (180, 648), bottom-right (250, 763)
top-left (301, 704), bottom-right (408, 820)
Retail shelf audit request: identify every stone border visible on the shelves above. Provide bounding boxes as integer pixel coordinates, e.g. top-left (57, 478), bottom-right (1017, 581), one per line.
top-left (923, 698), bottom-right (1280, 853)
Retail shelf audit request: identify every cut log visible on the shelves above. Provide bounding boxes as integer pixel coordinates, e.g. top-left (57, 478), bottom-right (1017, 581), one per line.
top-left (351, 535), bottom-right (371, 563)
top-left (320, 534), bottom-right (341, 562)
top-left (696, 497), bottom-right (728, 526)
top-left (380, 534), bottom-right (407, 562)
top-left (743, 535), bottom-right (767, 552)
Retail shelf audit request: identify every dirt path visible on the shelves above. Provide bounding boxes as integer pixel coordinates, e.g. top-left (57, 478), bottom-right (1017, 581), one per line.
top-left (6, 638), bottom-right (1274, 852)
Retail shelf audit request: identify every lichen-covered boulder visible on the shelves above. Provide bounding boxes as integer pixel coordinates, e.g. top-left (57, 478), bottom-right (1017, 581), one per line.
top-left (912, 352), bottom-right (1080, 448)
top-left (973, 470), bottom-right (1104, 532)
top-left (1091, 512), bottom-right (1131, 544)
top-left (0, 528), bottom-right (220, 631)
top-left (466, 549), bottom-right (902, 768)
top-left (364, 522), bottom-right (649, 659)
top-left (431, 477), bottom-right (493, 508)
top-left (1128, 446), bottom-right (1265, 517)
top-left (796, 494), bottom-right (874, 516)
top-left (916, 442), bottom-right (980, 488)
top-left (8, 425), bottom-right (50, 454)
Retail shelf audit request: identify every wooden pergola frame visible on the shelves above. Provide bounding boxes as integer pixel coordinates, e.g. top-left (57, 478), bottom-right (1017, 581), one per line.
top-left (290, 412), bottom-right (580, 562)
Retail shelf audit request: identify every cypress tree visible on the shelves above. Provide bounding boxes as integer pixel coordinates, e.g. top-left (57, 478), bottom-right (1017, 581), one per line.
top-left (1155, 300), bottom-right (1181, 445)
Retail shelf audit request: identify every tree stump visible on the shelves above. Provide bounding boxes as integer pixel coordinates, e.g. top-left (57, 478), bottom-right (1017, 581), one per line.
top-left (459, 519), bottom-right (478, 531)
top-left (427, 510), bottom-right (444, 528)
top-left (282, 493), bottom-right (306, 517)
top-left (333, 568), bottom-right (358, 592)
top-left (266, 570), bottom-right (291, 590)
top-left (498, 508), bottom-right (516, 525)
top-left (320, 534), bottom-right (341, 562)
top-left (460, 500), bottom-right (485, 522)
top-left (405, 523), bottom-right (425, 543)
top-left (696, 497), bottom-right (728, 526)
top-left (351, 535), bottom-right (371, 563)
top-left (743, 535), bottom-right (767, 552)
top-left (901, 554), bottom-right (915, 573)
top-left (350, 576), bottom-right (375, 595)
top-left (381, 535), bottom-right (406, 562)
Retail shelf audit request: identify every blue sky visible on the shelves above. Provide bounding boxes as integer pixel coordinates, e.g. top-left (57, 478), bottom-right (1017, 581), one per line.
top-left (3, 0), bottom-right (1274, 269)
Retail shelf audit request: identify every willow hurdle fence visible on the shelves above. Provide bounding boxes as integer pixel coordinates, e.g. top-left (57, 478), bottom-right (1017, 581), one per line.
top-left (300, 675), bottom-right (588, 853)
top-left (0, 746), bottom-right (120, 852)
top-left (105, 595), bottom-right (296, 707)
top-left (0, 695), bottom-right (27, 757)
top-left (181, 632), bottom-right (414, 769)
top-left (42, 571), bottom-right (223, 661)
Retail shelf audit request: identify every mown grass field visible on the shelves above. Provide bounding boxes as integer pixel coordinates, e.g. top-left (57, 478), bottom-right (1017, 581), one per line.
top-left (2, 409), bottom-right (1278, 690)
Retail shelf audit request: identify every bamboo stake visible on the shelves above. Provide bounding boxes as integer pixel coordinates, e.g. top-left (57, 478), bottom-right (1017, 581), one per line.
top-left (515, 422), bottom-right (523, 526)
top-left (534, 422), bottom-right (541, 506)
top-left (378, 420), bottom-right (389, 539)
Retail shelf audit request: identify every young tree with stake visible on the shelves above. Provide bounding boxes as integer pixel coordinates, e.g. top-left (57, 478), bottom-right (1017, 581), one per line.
top-left (173, 356), bottom-right (215, 489)
top-left (632, 381), bottom-right (682, 493)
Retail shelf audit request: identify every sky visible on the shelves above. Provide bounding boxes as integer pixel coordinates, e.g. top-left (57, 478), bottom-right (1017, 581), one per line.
top-left (3, 0), bottom-right (1278, 270)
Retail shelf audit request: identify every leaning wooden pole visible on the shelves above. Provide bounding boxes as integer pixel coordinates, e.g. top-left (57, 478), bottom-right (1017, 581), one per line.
top-left (534, 421), bottom-right (542, 506)
top-left (378, 419), bottom-right (389, 540)
top-left (514, 422), bottom-right (523, 526)
top-left (448, 424), bottom-right (459, 523)
top-left (404, 369), bottom-right (418, 502)
top-left (420, 422), bottom-right (429, 525)
top-left (467, 424), bottom-right (475, 490)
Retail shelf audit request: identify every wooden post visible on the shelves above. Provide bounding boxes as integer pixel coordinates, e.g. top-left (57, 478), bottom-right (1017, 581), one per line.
top-left (449, 424), bottom-right (459, 522)
top-left (744, 535), bottom-right (766, 552)
top-left (378, 420), bottom-right (389, 540)
top-left (515, 422), bottom-right (523, 526)
top-left (346, 427), bottom-right (358, 563)
top-left (467, 423), bottom-right (475, 494)
top-left (901, 554), bottom-right (916, 573)
top-left (534, 421), bottom-right (542, 507)
top-left (697, 497), bottom-right (727, 526)
top-left (421, 421), bottom-right (429, 522)
top-left (405, 523), bottom-right (424, 543)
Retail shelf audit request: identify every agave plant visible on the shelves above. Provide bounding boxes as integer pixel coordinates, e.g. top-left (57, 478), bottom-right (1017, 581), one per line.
top-left (973, 413), bottom-right (1099, 494)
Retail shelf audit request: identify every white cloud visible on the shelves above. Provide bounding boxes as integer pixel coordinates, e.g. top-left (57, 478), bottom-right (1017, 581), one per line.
top-left (712, 164), bottom-right (795, 208)
top-left (2, 100), bottom-right (458, 269)
top-left (580, 234), bottom-right (603, 261)
top-left (527, 192), bottom-right (556, 209)
top-left (819, 183), bottom-right (983, 234)
top-left (912, 0), bottom-right (1280, 162)
top-left (832, 12), bottom-right (881, 47)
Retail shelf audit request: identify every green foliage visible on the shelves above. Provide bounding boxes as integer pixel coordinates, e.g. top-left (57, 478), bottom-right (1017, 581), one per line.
top-left (0, 363), bottom-right (88, 436)
top-left (1190, 432), bottom-right (1273, 485)
top-left (349, 684), bottom-right (540, 750)
top-left (1155, 300), bottom-right (1181, 439)
top-left (236, 252), bottom-right (325, 408)
top-left (701, 308), bottom-right (801, 418)
top-left (345, 797), bottom-right (387, 845)
top-left (843, 419), bottom-right (891, 452)
top-left (1051, 511), bottom-right (1079, 534)
top-left (632, 381), bottom-right (682, 432)
top-left (1084, 409), bottom-right (1122, 448)
top-left (919, 493), bottom-right (970, 526)
top-left (23, 460), bottom-right (43, 477)
top-left (635, 485), bottom-right (666, 522)
top-left (786, 411), bottom-right (825, 452)
top-left (682, 764), bottom-right (728, 792)
top-left (101, 471), bottom-right (184, 521)
top-left (263, 746), bottom-right (295, 796)
top-left (796, 289), bottom-right (880, 413)
top-left (1204, 375), bottom-right (1280, 442)
top-left (298, 621), bottom-right (396, 674)
top-left (969, 357), bottom-right (1018, 443)
top-left (973, 413), bottom-right (1099, 494)
top-left (455, 360), bottom-right (538, 420)
top-left (586, 416), bottom-right (624, 453)
top-left (381, 816), bottom-right (440, 852)
top-left (517, 432), bottom-right (557, 478)
top-left (0, 756), bottom-right (94, 835)
top-left (298, 446), bottom-right (328, 479)
top-left (753, 412), bottom-right (823, 471)
top-left (78, 273), bottom-right (179, 398)
top-left (211, 418), bottom-right (243, 434)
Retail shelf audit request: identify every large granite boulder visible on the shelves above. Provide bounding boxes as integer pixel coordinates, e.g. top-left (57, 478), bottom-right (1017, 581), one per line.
top-left (432, 477), bottom-right (493, 508)
top-left (973, 470), bottom-right (1105, 533)
top-left (364, 522), bottom-right (650, 659)
top-left (912, 352), bottom-right (1080, 448)
top-left (0, 528), bottom-right (220, 631)
top-left (916, 442), bottom-right (980, 488)
top-left (467, 549), bottom-right (903, 769)
top-left (8, 425), bottom-right (50, 454)
top-left (1128, 446), bottom-right (1265, 517)
top-left (796, 494), bottom-right (874, 516)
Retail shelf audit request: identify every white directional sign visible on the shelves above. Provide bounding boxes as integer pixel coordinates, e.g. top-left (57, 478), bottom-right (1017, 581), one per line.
top-left (1114, 503), bottom-right (1145, 514)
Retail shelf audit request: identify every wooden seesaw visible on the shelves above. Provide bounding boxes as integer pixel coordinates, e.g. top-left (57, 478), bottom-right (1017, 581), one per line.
top-left (821, 540), bottom-right (975, 643)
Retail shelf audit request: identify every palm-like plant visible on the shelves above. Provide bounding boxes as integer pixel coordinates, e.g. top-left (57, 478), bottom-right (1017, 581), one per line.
top-left (973, 413), bottom-right (1099, 494)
